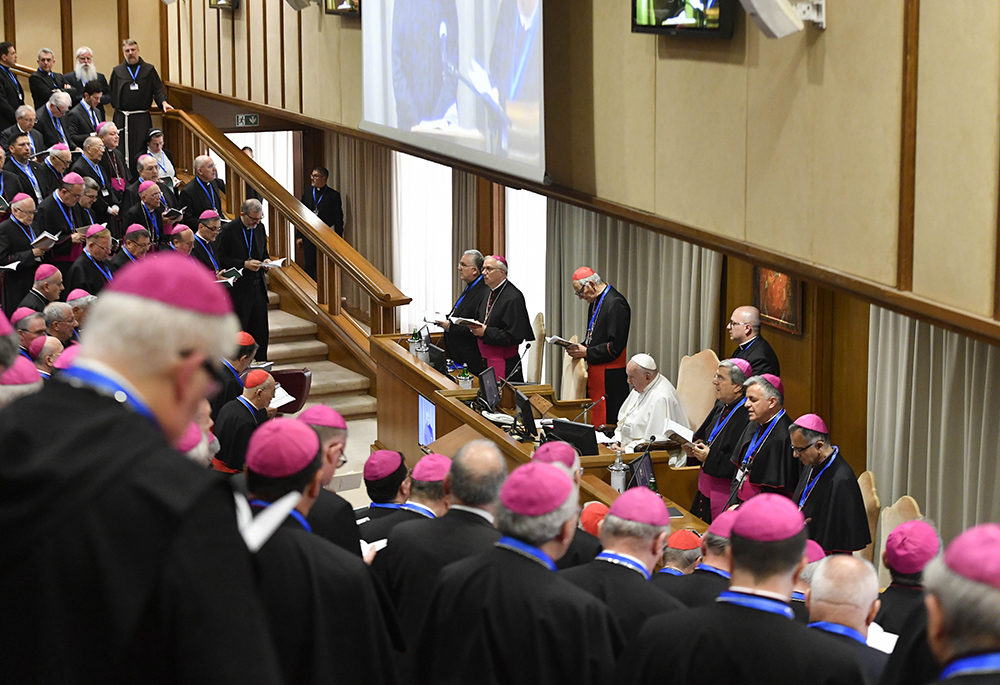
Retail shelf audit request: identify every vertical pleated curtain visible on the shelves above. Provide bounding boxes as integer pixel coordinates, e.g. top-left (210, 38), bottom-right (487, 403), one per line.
top-left (451, 170), bottom-right (478, 300)
top-left (544, 199), bottom-right (723, 393)
top-left (868, 306), bottom-right (1000, 545)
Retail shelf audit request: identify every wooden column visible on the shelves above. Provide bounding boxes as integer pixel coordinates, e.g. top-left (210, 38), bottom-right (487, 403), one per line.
top-left (475, 176), bottom-right (505, 257)
top-left (4, 0), bottom-right (16, 44)
top-left (117, 0), bottom-right (130, 52)
top-left (896, 0), bottom-right (920, 291)
top-left (60, 0), bottom-right (73, 73)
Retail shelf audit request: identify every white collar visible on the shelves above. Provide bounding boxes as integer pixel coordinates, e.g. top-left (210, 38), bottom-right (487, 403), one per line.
top-left (740, 335), bottom-right (758, 348)
top-left (636, 374), bottom-right (661, 395)
top-left (449, 505), bottom-right (495, 524)
top-left (491, 278), bottom-right (508, 292)
top-left (728, 586), bottom-right (791, 603)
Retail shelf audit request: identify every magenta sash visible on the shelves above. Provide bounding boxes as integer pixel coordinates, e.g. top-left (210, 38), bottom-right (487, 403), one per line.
top-left (478, 340), bottom-right (519, 378)
top-left (698, 471), bottom-right (733, 521)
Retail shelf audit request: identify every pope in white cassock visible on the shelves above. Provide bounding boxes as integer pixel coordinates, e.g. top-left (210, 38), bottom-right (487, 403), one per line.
top-left (611, 353), bottom-right (689, 452)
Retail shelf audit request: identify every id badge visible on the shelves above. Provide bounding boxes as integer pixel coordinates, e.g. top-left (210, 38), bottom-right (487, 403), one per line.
top-left (735, 467), bottom-right (745, 483)
top-left (129, 83), bottom-right (139, 91)
top-left (101, 188), bottom-right (110, 197)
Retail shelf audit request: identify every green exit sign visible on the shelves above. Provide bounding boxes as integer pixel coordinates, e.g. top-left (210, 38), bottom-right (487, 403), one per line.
top-left (236, 113), bottom-right (259, 127)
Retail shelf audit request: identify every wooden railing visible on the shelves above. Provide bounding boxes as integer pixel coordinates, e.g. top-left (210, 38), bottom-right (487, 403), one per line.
top-left (162, 109), bottom-right (410, 346)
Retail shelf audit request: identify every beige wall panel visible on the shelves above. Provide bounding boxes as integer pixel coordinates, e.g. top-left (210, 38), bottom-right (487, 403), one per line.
top-left (220, 10), bottom-right (234, 96)
top-left (179, 0), bottom-right (192, 85)
top-left (233, 3), bottom-right (248, 100)
top-left (15, 0), bottom-right (62, 70)
top-left (167, 2), bottom-right (180, 85)
top-left (282, 2), bottom-right (300, 113)
top-left (128, 0), bottom-right (162, 79)
top-left (300, 6), bottom-right (341, 124)
top-left (590, 1), bottom-right (656, 213)
top-left (248, 0), bottom-right (265, 104)
top-left (192, 0), bottom-right (206, 91)
top-left (746, 1), bottom-right (903, 286)
top-left (205, 3), bottom-right (220, 94)
top-left (339, 16), bottom-right (362, 129)
top-left (911, 0), bottom-right (999, 316)
top-left (653, 19), bottom-right (749, 241)
top-left (266, 0), bottom-right (283, 107)
top-left (72, 0), bottom-right (117, 80)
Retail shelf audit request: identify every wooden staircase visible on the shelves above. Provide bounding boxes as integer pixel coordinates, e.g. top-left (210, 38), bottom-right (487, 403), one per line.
top-left (267, 290), bottom-right (377, 419)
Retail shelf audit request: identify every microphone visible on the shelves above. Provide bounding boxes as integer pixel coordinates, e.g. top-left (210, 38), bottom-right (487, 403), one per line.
top-left (497, 343), bottom-right (530, 393)
top-left (570, 395), bottom-right (605, 424)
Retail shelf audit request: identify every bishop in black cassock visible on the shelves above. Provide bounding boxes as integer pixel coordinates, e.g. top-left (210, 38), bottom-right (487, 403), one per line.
top-left (0, 208), bottom-right (41, 315)
top-left (442, 258), bottom-right (489, 374)
top-left (122, 193), bottom-right (165, 245)
top-left (214, 392), bottom-right (269, 473)
top-left (298, 173), bottom-right (344, 278)
top-left (569, 269), bottom-right (631, 426)
top-left (68, 237), bottom-right (115, 296)
top-left (306, 489), bottom-right (362, 557)
top-left (216, 212), bottom-right (270, 360)
top-left (178, 165), bottom-right (224, 228)
top-left (471, 256), bottom-right (534, 382)
top-left (728, 379), bottom-right (799, 506)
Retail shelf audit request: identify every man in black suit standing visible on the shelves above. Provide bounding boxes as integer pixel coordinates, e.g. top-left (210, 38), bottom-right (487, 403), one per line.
top-left (62, 46), bottom-right (110, 108)
top-left (216, 198), bottom-right (271, 360)
top-left (297, 166), bottom-right (344, 279)
top-left (0, 42), bottom-right (25, 130)
top-left (442, 249), bottom-right (490, 374)
top-left (728, 305), bottom-right (780, 376)
top-left (29, 49), bottom-right (76, 110)
top-left (178, 155), bottom-right (224, 228)
top-left (373, 439), bottom-right (507, 651)
top-left (65, 82), bottom-right (105, 149)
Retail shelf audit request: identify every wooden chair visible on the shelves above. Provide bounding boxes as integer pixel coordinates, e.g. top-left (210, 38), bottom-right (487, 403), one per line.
top-left (675, 349), bottom-right (721, 431)
top-left (560, 334), bottom-right (588, 401)
top-left (525, 312), bottom-right (545, 384)
top-left (877, 495), bottom-right (923, 588)
top-left (856, 471), bottom-right (881, 563)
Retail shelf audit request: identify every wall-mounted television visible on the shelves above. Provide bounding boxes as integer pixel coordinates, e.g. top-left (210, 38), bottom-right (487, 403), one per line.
top-left (632, 0), bottom-right (736, 39)
top-left (209, 0), bottom-right (239, 10)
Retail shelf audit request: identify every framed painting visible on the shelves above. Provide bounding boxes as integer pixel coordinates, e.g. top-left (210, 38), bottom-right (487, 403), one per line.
top-left (752, 266), bottom-right (803, 335)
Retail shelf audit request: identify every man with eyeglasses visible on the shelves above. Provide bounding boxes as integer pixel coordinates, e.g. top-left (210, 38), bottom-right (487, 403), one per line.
top-left (0, 42), bottom-right (25, 130)
top-left (217, 198), bottom-right (272, 360)
top-left (0, 106), bottom-right (43, 155)
top-left (122, 180), bottom-right (164, 244)
top-left (0, 144), bottom-right (22, 209)
top-left (192, 209), bottom-right (224, 277)
top-left (34, 172), bottom-right (86, 279)
top-left (212, 369), bottom-right (275, 475)
top-left (789, 413), bottom-right (870, 554)
top-left (36, 143), bottom-right (73, 197)
top-left (34, 91), bottom-right (72, 149)
top-left (468, 254), bottom-right (534, 382)
top-left (297, 166), bottom-right (344, 279)
top-left (18, 263), bottom-right (63, 312)
top-left (727, 304), bottom-right (780, 376)
top-left (0, 193), bottom-right (47, 314)
top-left (123, 153), bottom-right (175, 214)
top-left (441, 249), bottom-right (490, 374)
top-left (42, 301), bottom-right (77, 346)
top-left (71, 136), bottom-right (120, 227)
top-left (0, 253), bottom-right (284, 681)
top-left (179, 155), bottom-right (224, 229)
top-left (68, 225), bottom-right (114, 295)
top-left (4, 133), bottom-right (44, 203)
top-left (566, 266), bottom-right (631, 427)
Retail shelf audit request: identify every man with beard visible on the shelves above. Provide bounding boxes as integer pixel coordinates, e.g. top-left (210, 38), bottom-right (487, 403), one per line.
top-left (63, 46), bottom-right (111, 107)
top-left (109, 39), bottom-right (172, 166)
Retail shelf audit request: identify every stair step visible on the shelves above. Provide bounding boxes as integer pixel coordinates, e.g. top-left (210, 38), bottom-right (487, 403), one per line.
top-left (267, 339), bottom-right (329, 363)
top-left (268, 291), bottom-right (280, 309)
top-left (290, 394), bottom-right (378, 420)
top-left (269, 309), bottom-right (318, 340)
top-left (272, 360), bottom-right (370, 396)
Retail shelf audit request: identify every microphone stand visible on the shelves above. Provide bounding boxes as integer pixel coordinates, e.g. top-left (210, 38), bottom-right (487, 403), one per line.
top-left (496, 343), bottom-right (530, 395)
top-left (569, 395), bottom-right (605, 425)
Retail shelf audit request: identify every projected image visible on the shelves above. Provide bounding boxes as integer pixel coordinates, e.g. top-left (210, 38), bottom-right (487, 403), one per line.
top-left (362, 0), bottom-right (545, 182)
top-left (418, 394), bottom-right (437, 446)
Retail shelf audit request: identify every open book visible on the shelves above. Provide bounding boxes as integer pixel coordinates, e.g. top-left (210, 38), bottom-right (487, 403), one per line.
top-left (424, 312), bottom-right (449, 326)
top-left (218, 267), bottom-right (243, 280)
top-left (0, 261), bottom-right (19, 271)
top-left (31, 231), bottom-right (60, 251)
top-left (261, 258), bottom-right (287, 269)
top-left (162, 206), bottom-right (186, 221)
top-left (269, 384), bottom-right (296, 410)
top-left (545, 335), bottom-right (573, 348)
top-left (450, 316), bottom-right (483, 327)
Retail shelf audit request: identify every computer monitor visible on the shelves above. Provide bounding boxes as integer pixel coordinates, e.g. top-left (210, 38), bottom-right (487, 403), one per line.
top-left (418, 394), bottom-right (436, 446)
top-left (478, 366), bottom-right (500, 412)
top-left (627, 451), bottom-right (654, 490)
top-left (428, 343), bottom-right (449, 374)
top-left (514, 389), bottom-right (537, 439)
top-left (418, 324), bottom-right (431, 349)
top-left (546, 419), bottom-right (599, 456)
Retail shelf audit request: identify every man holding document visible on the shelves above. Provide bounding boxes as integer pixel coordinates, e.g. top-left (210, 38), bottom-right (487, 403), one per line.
top-left (441, 249), bottom-right (489, 374)
top-left (467, 255), bottom-right (533, 382)
top-left (608, 353), bottom-right (688, 453)
top-left (0, 193), bottom-right (47, 315)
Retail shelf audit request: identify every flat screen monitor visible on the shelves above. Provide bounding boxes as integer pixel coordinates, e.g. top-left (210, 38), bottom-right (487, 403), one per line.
top-left (478, 366), bottom-right (500, 412)
top-left (546, 419), bottom-right (598, 456)
top-left (418, 394), bottom-right (437, 445)
top-left (632, 0), bottom-right (736, 38)
top-left (627, 451), bottom-right (655, 490)
top-left (418, 324), bottom-right (431, 349)
top-left (514, 389), bottom-right (536, 438)
top-left (428, 343), bottom-right (450, 374)
top-left (361, 0), bottom-right (547, 183)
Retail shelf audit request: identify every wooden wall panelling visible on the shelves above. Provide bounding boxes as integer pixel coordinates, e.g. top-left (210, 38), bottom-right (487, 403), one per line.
top-left (282, 1), bottom-right (300, 113)
top-left (829, 291), bottom-right (869, 474)
top-left (72, 0), bottom-right (118, 85)
top-left (266, 0), bottom-right (283, 107)
top-left (14, 0), bottom-right (62, 70)
top-left (3, 0), bottom-right (12, 44)
top-left (339, 14), bottom-right (362, 129)
top-left (166, 2), bottom-right (178, 86)
top-left (117, 0), bottom-right (129, 53)
top-left (248, 0), bottom-right (265, 105)
top-left (897, 0), bottom-right (919, 291)
top-left (185, 0), bottom-right (194, 85)
top-left (59, 0), bottom-right (73, 72)
top-left (232, 0), bottom-right (247, 100)
top-left (158, 0), bottom-right (169, 82)
top-left (219, 6), bottom-right (233, 96)
top-left (192, 0), bottom-right (206, 91)
top-left (204, 1), bottom-right (219, 94)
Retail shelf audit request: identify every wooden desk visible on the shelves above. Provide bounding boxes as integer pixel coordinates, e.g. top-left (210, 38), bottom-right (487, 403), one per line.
top-left (581, 475), bottom-right (708, 535)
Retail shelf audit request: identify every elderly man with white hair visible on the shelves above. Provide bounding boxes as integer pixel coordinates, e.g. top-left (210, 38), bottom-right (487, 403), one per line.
top-left (807, 554), bottom-right (890, 683)
top-left (28, 334), bottom-right (62, 379)
top-left (43, 301), bottom-right (77, 346)
top-left (0, 252), bottom-right (283, 680)
top-left (34, 91), bottom-right (72, 149)
top-left (179, 154), bottom-right (224, 227)
top-left (68, 226), bottom-right (115, 295)
top-left (609, 353), bottom-right (688, 453)
top-left (468, 255), bottom-right (535, 382)
top-left (63, 46), bottom-right (111, 108)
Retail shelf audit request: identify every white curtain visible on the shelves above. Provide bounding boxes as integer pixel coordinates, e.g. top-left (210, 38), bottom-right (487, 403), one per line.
top-left (391, 152), bottom-right (454, 333)
top-left (452, 170), bottom-right (478, 299)
top-left (210, 131), bottom-right (296, 219)
top-left (505, 187), bottom-right (548, 373)
top-left (867, 306), bottom-right (1000, 544)
top-left (545, 200), bottom-right (722, 392)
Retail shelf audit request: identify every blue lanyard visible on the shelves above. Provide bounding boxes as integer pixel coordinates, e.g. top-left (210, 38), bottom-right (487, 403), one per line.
top-left (696, 563), bottom-right (731, 579)
top-left (1, 66), bottom-right (18, 89)
top-left (152, 154), bottom-right (169, 175)
top-left (221, 358), bottom-right (242, 384)
top-left (14, 159), bottom-right (40, 194)
top-left (791, 590), bottom-right (806, 602)
top-left (400, 502), bottom-right (436, 519)
top-left (740, 337), bottom-right (757, 352)
top-left (237, 395), bottom-right (259, 425)
top-left (659, 567), bottom-right (685, 576)
top-left (41, 70), bottom-right (56, 87)
top-left (196, 235), bottom-right (219, 269)
top-left (496, 536), bottom-right (556, 572)
top-left (716, 591), bottom-right (794, 619)
top-left (45, 159), bottom-right (62, 180)
top-left (798, 448), bottom-right (839, 509)
top-left (82, 207), bottom-right (94, 224)
top-left (19, 349), bottom-right (32, 361)
top-left (369, 502), bottom-right (401, 510)
top-left (585, 286), bottom-right (610, 344)
top-left (59, 365), bottom-right (158, 426)
top-left (121, 246), bottom-right (136, 263)
top-left (85, 249), bottom-right (114, 283)
top-left (941, 653), bottom-right (1000, 679)
top-left (54, 194), bottom-right (75, 232)
top-left (808, 622), bottom-right (866, 644)
top-left (708, 400), bottom-right (743, 444)
top-left (83, 156), bottom-right (105, 184)
top-left (312, 187), bottom-right (322, 209)
top-left (142, 204), bottom-right (158, 238)
top-left (84, 103), bottom-right (99, 128)
top-left (126, 64), bottom-right (140, 83)
top-left (454, 274), bottom-right (483, 310)
top-left (249, 499), bottom-right (312, 533)
top-left (11, 216), bottom-right (34, 243)
top-left (741, 410), bottom-right (785, 467)
top-left (596, 551), bottom-right (651, 580)
top-left (243, 227), bottom-right (254, 256)
top-left (197, 178), bottom-right (217, 210)
top-left (48, 108), bottom-right (65, 142)
top-left (508, 15), bottom-right (538, 101)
